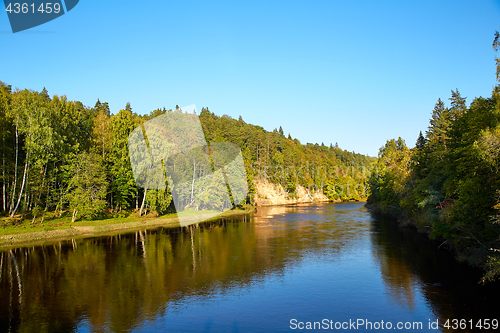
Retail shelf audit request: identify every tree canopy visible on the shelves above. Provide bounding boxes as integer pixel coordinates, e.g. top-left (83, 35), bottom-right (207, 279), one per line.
top-left (0, 88), bottom-right (374, 222)
top-left (367, 30), bottom-right (500, 282)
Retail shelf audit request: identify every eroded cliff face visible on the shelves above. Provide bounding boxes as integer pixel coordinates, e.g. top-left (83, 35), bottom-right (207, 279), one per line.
top-left (253, 179), bottom-right (336, 206)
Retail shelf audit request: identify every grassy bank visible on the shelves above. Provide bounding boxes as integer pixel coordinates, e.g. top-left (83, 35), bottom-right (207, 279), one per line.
top-left (0, 207), bottom-right (254, 249)
top-left (0, 200), bottom-right (361, 249)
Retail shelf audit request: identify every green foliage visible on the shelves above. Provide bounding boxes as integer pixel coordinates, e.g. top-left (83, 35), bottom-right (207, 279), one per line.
top-left (199, 110), bottom-right (375, 203)
top-left (146, 189), bottom-right (172, 216)
top-left (110, 108), bottom-right (138, 210)
top-left (482, 254), bottom-right (500, 283)
top-left (65, 152), bottom-right (107, 222)
top-left (368, 138), bottom-right (411, 208)
top-left (368, 32), bottom-right (500, 281)
top-left (0, 83), bottom-right (375, 223)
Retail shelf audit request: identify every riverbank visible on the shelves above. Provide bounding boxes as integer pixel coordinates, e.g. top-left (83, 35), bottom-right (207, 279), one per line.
top-left (0, 178), bottom-right (364, 249)
top-left (364, 202), bottom-right (500, 284)
top-left (0, 208), bottom-right (253, 249)
top-left (364, 203), bottom-right (414, 226)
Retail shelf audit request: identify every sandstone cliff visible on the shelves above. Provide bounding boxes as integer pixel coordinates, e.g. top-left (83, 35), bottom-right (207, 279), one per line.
top-left (253, 179), bottom-right (336, 206)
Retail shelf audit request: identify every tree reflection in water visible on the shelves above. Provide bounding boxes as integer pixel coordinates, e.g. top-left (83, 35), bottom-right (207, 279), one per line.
top-left (370, 211), bottom-right (500, 332)
top-left (0, 204), bottom-right (499, 332)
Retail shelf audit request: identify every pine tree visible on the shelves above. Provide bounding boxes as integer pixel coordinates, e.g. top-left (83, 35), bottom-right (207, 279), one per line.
top-left (41, 87), bottom-right (50, 101)
top-left (449, 89), bottom-right (467, 120)
top-left (416, 131), bottom-right (426, 149)
top-left (426, 98), bottom-right (451, 149)
top-left (411, 131), bottom-right (429, 180)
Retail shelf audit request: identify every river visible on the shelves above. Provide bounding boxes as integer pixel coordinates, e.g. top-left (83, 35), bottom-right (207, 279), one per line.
top-left (0, 202), bottom-right (498, 332)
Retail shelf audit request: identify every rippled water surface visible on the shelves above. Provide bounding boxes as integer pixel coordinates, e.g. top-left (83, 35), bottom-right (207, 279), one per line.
top-left (0, 203), bottom-right (499, 332)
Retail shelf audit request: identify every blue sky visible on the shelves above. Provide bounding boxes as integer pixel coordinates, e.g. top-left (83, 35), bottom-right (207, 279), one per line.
top-left (2, 0), bottom-right (500, 156)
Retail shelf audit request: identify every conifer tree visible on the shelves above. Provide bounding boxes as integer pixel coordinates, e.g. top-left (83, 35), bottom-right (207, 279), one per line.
top-left (416, 131), bottom-right (426, 149)
top-left (426, 98), bottom-right (451, 149)
top-left (449, 89), bottom-right (467, 120)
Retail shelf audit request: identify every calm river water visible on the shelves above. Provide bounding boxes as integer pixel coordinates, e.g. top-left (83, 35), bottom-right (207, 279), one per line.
top-left (0, 203), bottom-right (499, 332)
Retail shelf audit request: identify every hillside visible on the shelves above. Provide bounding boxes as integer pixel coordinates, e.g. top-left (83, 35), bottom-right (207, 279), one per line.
top-left (0, 82), bottom-right (375, 222)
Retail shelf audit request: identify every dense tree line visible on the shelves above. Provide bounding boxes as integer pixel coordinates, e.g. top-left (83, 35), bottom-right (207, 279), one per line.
top-left (199, 109), bottom-right (375, 203)
top-left (0, 83), bottom-right (375, 222)
top-left (367, 33), bottom-right (500, 282)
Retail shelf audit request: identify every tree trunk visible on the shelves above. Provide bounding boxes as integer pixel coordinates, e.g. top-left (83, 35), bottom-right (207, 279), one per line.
top-left (10, 152), bottom-right (29, 218)
top-left (10, 125), bottom-right (18, 214)
top-left (190, 158), bottom-right (196, 206)
top-left (2, 151), bottom-right (5, 213)
top-left (37, 163), bottom-right (48, 204)
top-left (139, 186), bottom-right (148, 216)
top-left (71, 209), bottom-right (77, 223)
top-left (2, 124), bottom-right (5, 212)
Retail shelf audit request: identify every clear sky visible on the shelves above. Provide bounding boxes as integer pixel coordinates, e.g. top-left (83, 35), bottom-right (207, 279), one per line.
top-left (2, 0), bottom-right (500, 156)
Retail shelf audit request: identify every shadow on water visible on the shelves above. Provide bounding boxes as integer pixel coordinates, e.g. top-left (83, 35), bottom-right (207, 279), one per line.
top-left (369, 210), bottom-right (500, 332)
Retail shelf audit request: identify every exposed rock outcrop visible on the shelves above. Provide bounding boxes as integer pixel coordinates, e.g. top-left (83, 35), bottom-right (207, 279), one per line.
top-left (253, 179), bottom-right (336, 206)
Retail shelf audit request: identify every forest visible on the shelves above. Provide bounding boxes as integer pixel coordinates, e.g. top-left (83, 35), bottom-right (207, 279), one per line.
top-left (0, 82), bottom-right (375, 225)
top-left (367, 33), bottom-right (500, 283)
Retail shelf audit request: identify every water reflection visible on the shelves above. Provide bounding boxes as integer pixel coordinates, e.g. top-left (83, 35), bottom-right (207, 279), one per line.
top-left (0, 207), bottom-right (360, 332)
top-left (370, 211), bottom-right (500, 332)
top-left (0, 204), bottom-right (498, 332)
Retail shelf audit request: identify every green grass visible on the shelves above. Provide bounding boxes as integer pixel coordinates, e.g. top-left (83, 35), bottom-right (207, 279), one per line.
top-left (0, 206), bottom-right (254, 248)
top-left (0, 209), bottom-right (177, 236)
